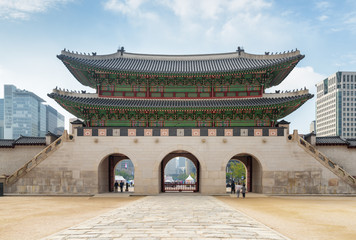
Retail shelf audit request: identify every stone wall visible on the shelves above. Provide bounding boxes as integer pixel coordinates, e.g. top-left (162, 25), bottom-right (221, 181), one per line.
top-left (0, 146), bottom-right (45, 176)
top-left (316, 145), bottom-right (356, 176)
top-left (4, 129), bottom-right (356, 195)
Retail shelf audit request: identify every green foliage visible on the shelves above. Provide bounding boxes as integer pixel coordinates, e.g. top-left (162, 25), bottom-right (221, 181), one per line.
top-left (176, 173), bottom-right (188, 181)
top-left (226, 160), bottom-right (246, 184)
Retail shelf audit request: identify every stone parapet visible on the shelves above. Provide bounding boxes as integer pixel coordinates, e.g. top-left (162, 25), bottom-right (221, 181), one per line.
top-left (76, 127), bottom-right (285, 137)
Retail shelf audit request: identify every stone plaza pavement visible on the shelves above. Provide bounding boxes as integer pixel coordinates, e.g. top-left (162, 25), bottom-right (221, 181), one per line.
top-left (43, 195), bottom-right (289, 240)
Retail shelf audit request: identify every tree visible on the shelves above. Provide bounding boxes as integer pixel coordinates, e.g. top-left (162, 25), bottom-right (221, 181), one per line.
top-left (115, 170), bottom-right (134, 180)
top-left (226, 160), bottom-right (246, 183)
top-left (176, 173), bottom-right (188, 181)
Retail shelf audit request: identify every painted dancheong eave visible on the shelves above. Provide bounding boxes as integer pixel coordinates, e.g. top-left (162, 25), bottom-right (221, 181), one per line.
top-left (48, 90), bottom-right (313, 127)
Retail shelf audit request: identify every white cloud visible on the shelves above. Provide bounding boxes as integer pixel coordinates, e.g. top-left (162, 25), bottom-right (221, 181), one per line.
top-left (316, 1), bottom-right (330, 10)
top-left (104, 0), bottom-right (146, 15)
top-left (318, 15), bottom-right (328, 21)
top-left (103, 0), bottom-right (158, 21)
top-left (158, 0), bottom-right (271, 20)
top-left (267, 66), bottom-right (326, 95)
top-left (266, 66), bottom-right (325, 134)
top-left (343, 11), bottom-right (356, 33)
top-left (333, 51), bottom-right (356, 68)
top-left (0, 0), bottom-right (72, 20)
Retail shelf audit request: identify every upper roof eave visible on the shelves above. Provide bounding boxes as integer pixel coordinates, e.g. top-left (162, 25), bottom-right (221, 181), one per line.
top-left (58, 49), bottom-right (304, 77)
top-left (58, 49), bottom-right (302, 61)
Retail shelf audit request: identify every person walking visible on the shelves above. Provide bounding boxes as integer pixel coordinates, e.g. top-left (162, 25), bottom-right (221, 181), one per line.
top-left (236, 182), bottom-right (242, 198)
top-left (241, 183), bottom-right (247, 198)
top-left (114, 181), bottom-right (119, 193)
top-left (230, 179), bottom-right (236, 194)
top-left (119, 180), bottom-right (124, 192)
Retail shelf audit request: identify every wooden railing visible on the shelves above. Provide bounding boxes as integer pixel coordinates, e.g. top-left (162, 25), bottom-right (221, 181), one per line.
top-left (296, 134), bottom-right (356, 188)
top-left (5, 131), bottom-right (70, 185)
top-left (163, 183), bottom-right (198, 192)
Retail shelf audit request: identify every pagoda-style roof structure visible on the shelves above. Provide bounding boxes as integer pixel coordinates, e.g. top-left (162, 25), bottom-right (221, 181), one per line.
top-left (49, 47), bottom-right (313, 127)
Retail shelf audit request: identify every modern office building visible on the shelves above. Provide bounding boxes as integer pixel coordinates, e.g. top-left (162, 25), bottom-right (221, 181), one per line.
top-left (0, 99), bottom-right (4, 139)
top-left (46, 105), bottom-right (65, 135)
top-left (316, 71), bottom-right (356, 137)
top-left (310, 120), bottom-right (316, 133)
top-left (1, 85), bottom-right (64, 139)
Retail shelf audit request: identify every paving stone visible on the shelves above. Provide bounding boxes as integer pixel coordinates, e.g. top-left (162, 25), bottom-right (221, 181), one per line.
top-left (42, 195), bottom-right (289, 240)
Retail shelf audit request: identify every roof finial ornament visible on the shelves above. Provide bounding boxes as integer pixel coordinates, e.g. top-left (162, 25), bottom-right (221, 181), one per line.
top-left (236, 46), bottom-right (244, 56)
top-left (118, 46), bottom-right (125, 56)
top-left (92, 52), bottom-right (97, 56)
top-left (265, 52), bottom-right (270, 55)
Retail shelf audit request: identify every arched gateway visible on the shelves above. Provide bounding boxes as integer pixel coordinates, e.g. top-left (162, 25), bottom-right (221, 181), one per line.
top-left (98, 153), bottom-right (135, 193)
top-left (160, 151), bottom-right (200, 192)
top-left (226, 154), bottom-right (263, 193)
top-left (48, 47), bottom-right (312, 195)
top-left (3, 46), bottom-right (343, 196)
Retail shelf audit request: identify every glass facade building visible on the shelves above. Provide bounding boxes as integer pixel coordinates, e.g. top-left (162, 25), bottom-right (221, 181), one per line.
top-left (1, 85), bottom-right (65, 139)
top-left (0, 99), bottom-right (4, 139)
top-left (316, 71), bottom-right (356, 137)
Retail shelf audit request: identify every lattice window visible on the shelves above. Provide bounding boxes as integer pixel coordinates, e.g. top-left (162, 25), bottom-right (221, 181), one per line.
top-left (151, 121), bottom-right (164, 127)
top-left (197, 121), bottom-right (208, 127)
top-left (131, 120), bottom-right (146, 127)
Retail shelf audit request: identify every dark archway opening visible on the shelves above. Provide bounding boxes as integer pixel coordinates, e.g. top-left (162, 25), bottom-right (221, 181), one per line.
top-left (227, 154), bottom-right (263, 193)
top-left (98, 153), bottom-right (134, 193)
top-left (226, 159), bottom-right (247, 193)
top-left (160, 151), bottom-right (200, 192)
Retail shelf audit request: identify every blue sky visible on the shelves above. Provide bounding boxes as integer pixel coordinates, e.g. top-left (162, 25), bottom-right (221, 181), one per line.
top-left (1, 0), bottom-right (356, 133)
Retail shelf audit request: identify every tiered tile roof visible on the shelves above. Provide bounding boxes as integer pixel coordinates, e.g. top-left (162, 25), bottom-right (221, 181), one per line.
top-left (58, 49), bottom-right (303, 74)
top-left (48, 92), bottom-right (312, 110)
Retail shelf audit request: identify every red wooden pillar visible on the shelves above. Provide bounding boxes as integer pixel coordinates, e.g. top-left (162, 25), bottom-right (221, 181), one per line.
top-left (246, 156), bottom-right (252, 192)
top-left (109, 156), bottom-right (114, 192)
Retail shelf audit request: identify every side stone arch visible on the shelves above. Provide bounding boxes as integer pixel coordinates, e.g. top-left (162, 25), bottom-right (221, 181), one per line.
top-left (222, 150), bottom-right (264, 193)
top-left (221, 150), bottom-right (265, 171)
top-left (97, 147), bottom-right (138, 193)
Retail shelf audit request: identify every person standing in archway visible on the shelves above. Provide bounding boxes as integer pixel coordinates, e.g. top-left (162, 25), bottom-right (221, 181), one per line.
top-left (236, 182), bottom-right (242, 198)
top-left (241, 183), bottom-right (247, 198)
top-left (231, 179), bottom-right (236, 194)
top-left (114, 181), bottom-right (119, 193)
top-left (119, 180), bottom-right (124, 192)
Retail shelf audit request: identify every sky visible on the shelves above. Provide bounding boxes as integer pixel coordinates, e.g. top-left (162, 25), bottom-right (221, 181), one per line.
top-left (1, 0), bottom-right (356, 133)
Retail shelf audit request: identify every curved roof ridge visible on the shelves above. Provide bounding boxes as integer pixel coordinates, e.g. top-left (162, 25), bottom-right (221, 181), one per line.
top-left (59, 48), bottom-right (302, 61)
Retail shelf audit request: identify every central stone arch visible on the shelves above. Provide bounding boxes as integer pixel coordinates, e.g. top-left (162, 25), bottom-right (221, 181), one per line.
top-left (160, 150), bottom-right (200, 192)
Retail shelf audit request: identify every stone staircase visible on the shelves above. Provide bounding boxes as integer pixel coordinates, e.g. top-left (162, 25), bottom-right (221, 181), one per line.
top-left (292, 130), bottom-right (356, 188)
top-left (4, 131), bottom-right (70, 185)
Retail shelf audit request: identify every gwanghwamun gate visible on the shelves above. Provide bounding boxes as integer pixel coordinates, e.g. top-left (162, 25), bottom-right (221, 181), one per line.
top-left (1, 47), bottom-right (356, 195)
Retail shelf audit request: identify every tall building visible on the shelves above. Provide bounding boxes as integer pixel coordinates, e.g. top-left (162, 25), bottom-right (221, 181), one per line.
top-left (310, 120), bottom-right (316, 133)
top-left (316, 71), bottom-right (356, 137)
top-left (0, 99), bottom-right (4, 138)
top-left (46, 105), bottom-right (64, 135)
top-left (185, 159), bottom-right (196, 177)
top-left (1, 85), bottom-right (65, 139)
top-left (165, 157), bottom-right (178, 175)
